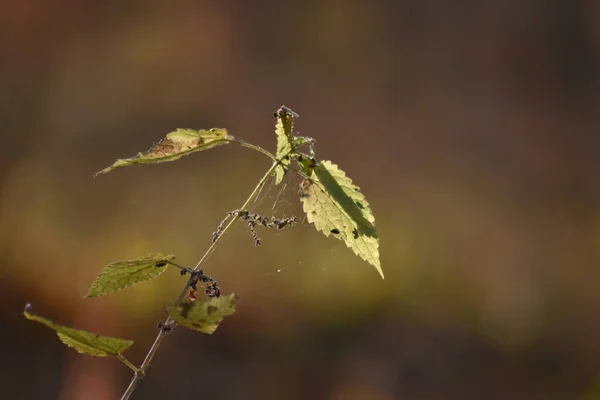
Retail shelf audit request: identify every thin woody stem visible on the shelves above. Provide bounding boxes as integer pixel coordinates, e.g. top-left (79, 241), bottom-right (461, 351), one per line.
top-left (117, 355), bottom-right (139, 374)
top-left (120, 160), bottom-right (280, 400)
top-left (164, 260), bottom-right (187, 271)
top-left (225, 138), bottom-right (277, 162)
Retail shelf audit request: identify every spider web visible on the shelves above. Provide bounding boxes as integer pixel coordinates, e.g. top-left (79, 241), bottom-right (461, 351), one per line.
top-left (249, 171), bottom-right (304, 221)
top-left (246, 170), bottom-right (331, 277)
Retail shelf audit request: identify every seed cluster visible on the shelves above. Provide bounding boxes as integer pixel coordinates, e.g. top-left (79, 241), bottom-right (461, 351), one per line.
top-left (213, 209), bottom-right (297, 246)
top-left (157, 320), bottom-right (174, 333)
top-left (180, 268), bottom-right (220, 301)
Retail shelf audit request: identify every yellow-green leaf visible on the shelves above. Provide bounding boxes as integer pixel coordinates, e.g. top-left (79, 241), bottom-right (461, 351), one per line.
top-left (95, 128), bottom-right (231, 176)
top-left (166, 294), bottom-right (238, 334)
top-left (300, 160), bottom-right (383, 278)
top-left (274, 106), bottom-right (298, 184)
top-left (24, 305), bottom-right (133, 357)
top-left (86, 253), bottom-right (175, 298)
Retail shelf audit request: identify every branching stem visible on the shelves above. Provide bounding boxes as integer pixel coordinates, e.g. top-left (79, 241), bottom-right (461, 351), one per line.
top-left (117, 355), bottom-right (139, 374)
top-left (120, 160), bottom-right (279, 400)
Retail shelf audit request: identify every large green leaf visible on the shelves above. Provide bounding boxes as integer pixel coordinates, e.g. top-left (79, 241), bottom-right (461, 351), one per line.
top-left (274, 106), bottom-right (298, 185)
top-left (95, 128), bottom-right (231, 176)
top-left (166, 294), bottom-right (238, 334)
top-left (300, 160), bottom-right (383, 278)
top-left (86, 253), bottom-right (175, 298)
top-left (24, 305), bottom-right (133, 356)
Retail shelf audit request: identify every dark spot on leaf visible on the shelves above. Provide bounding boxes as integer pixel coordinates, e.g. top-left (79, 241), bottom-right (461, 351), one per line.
top-left (155, 261), bottom-right (166, 267)
top-left (355, 201), bottom-right (364, 209)
top-left (331, 229), bottom-right (340, 234)
top-left (207, 305), bottom-right (217, 314)
top-left (353, 229), bottom-right (359, 239)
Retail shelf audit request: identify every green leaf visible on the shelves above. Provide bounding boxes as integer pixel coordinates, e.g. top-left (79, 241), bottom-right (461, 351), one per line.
top-left (297, 153), bottom-right (318, 175)
top-left (166, 294), bottom-right (238, 334)
top-left (293, 137), bottom-right (316, 160)
top-left (95, 128), bottom-right (231, 176)
top-left (300, 160), bottom-right (383, 278)
top-left (24, 304), bottom-right (133, 357)
top-left (86, 253), bottom-right (175, 298)
top-left (274, 106), bottom-right (298, 185)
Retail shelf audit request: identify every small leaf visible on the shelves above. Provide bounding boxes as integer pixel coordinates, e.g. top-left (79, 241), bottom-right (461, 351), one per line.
top-left (166, 294), bottom-right (238, 334)
top-left (86, 253), bottom-right (175, 298)
top-left (24, 304), bottom-right (133, 357)
top-left (293, 136), bottom-right (315, 157)
top-left (300, 160), bottom-right (383, 278)
top-left (274, 106), bottom-right (298, 184)
top-left (95, 128), bottom-right (231, 176)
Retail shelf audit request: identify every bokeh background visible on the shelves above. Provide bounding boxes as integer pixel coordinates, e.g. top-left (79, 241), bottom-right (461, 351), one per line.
top-left (1, 1), bottom-right (599, 399)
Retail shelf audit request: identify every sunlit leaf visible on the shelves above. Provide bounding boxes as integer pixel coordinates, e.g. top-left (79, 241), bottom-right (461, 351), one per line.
top-left (166, 294), bottom-right (238, 334)
top-left (23, 305), bottom-right (133, 357)
top-left (274, 106), bottom-right (298, 184)
top-left (300, 160), bottom-right (383, 278)
top-left (294, 136), bottom-right (314, 148)
top-left (95, 128), bottom-right (231, 176)
top-left (86, 253), bottom-right (175, 298)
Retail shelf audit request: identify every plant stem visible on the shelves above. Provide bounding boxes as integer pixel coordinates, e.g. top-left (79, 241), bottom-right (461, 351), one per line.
top-left (120, 161), bottom-right (279, 400)
top-left (117, 355), bottom-right (139, 373)
top-left (164, 260), bottom-right (187, 271)
top-left (120, 329), bottom-right (166, 399)
top-left (193, 161), bottom-right (279, 271)
top-left (226, 138), bottom-right (277, 161)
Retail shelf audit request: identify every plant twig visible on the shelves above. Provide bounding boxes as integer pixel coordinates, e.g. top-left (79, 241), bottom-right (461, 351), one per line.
top-left (117, 355), bottom-right (139, 374)
top-left (164, 260), bottom-right (187, 271)
top-left (120, 161), bottom-right (279, 400)
top-left (226, 138), bottom-right (277, 161)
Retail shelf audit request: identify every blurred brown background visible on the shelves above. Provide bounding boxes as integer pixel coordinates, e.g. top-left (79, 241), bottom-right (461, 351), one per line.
top-left (1, 1), bottom-right (599, 399)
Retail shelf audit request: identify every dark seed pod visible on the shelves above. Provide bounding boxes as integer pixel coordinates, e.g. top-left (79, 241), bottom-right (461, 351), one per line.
top-left (157, 321), bottom-right (173, 333)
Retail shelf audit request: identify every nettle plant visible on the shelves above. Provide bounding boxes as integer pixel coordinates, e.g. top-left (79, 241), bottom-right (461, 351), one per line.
top-left (24, 106), bottom-right (383, 399)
